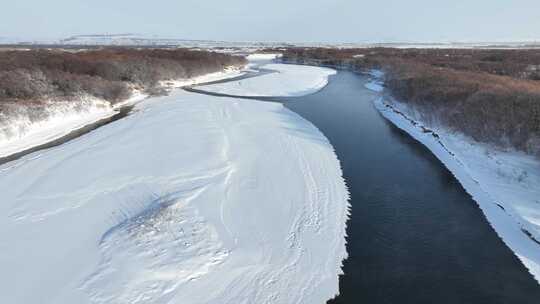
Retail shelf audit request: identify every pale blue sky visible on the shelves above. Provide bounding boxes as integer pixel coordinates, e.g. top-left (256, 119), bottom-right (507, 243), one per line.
top-left (2, 0), bottom-right (539, 42)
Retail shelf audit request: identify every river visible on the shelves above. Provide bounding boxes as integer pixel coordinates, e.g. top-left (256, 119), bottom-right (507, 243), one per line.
top-left (281, 70), bottom-right (540, 303)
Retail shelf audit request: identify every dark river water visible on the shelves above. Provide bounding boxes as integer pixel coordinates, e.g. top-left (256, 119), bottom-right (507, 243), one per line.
top-left (282, 71), bottom-right (540, 304)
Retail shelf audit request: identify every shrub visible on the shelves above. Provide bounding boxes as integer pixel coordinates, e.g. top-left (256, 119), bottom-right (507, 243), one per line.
top-left (0, 48), bottom-right (246, 104)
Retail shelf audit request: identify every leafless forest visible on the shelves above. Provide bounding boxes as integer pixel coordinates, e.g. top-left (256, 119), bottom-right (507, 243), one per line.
top-left (0, 48), bottom-right (246, 104)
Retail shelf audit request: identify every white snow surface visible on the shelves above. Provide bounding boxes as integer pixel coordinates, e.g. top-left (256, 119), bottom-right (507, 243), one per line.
top-left (158, 66), bottom-right (245, 88)
top-left (372, 94), bottom-right (540, 283)
top-left (0, 68), bottom-right (244, 159)
top-left (246, 53), bottom-right (283, 61)
top-left (195, 63), bottom-right (337, 97)
top-left (0, 89), bottom-right (349, 302)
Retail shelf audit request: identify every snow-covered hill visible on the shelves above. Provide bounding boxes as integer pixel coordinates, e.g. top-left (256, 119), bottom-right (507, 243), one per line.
top-left (3, 34), bottom-right (539, 49)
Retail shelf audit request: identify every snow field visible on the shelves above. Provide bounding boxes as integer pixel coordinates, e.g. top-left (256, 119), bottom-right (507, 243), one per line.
top-left (0, 87), bottom-right (349, 303)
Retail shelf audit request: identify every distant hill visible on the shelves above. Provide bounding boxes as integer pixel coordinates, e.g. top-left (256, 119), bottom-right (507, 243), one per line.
top-left (1, 34), bottom-right (539, 49)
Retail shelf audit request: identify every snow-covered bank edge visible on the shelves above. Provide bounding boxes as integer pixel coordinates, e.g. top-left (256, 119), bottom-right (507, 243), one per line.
top-left (0, 66), bottom-right (246, 159)
top-left (194, 63), bottom-right (336, 97)
top-left (370, 86), bottom-right (540, 282)
top-left (158, 66), bottom-right (245, 89)
top-left (0, 91), bottom-right (146, 158)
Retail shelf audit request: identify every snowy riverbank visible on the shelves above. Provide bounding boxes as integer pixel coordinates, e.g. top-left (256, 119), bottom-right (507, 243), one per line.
top-left (0, 67), bottom-right (245, 159)
top-left (0, 62), bottom-right (348, 303)
top-left (366, 74), bottom-right (540, 282)
top-left (195, 63), bottom-right (336, 97)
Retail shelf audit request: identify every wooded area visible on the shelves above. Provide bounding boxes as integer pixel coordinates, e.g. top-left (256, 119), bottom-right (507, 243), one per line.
top-left (0, 48), bottom-right (246, 103)
top-left (282, 48), bottom-right (540, 155)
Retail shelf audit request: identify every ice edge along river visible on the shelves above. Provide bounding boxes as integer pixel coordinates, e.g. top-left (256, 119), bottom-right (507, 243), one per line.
top-left (0, 60), bottom-right (349, 304)
top-left (366, 73), bottom-right (540, 283)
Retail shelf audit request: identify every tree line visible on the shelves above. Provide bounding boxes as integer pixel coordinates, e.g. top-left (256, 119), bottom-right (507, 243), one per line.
top-left (0, 48), bottom-right (246, 103)
top-left (282, 47), bottom-right (540, 156)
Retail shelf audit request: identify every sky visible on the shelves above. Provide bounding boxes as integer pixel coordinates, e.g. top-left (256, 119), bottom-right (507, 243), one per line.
top-left (1, 0), bottom-right (540, 43)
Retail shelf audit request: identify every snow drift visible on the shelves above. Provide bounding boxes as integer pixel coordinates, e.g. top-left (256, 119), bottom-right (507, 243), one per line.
top-left (0, 88), bottom-right (349, 303)
top-left (246, 53), bottom-right (283, 61)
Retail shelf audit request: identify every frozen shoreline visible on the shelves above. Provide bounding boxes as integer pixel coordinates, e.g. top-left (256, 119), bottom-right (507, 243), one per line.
top-left (366, 76), bottom-right (540, 282)
top-left (0, 66), bottom-right (245, 159)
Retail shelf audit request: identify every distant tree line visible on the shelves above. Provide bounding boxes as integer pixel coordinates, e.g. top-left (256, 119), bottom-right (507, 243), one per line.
top-left (281, 48), bottom-right (540, 156)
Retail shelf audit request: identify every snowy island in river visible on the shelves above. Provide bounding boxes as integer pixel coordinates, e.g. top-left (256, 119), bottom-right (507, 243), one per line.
top-left (0, 59), bottom-right (349, 304)
top-left (196, 63), bottom-right (336, 97)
